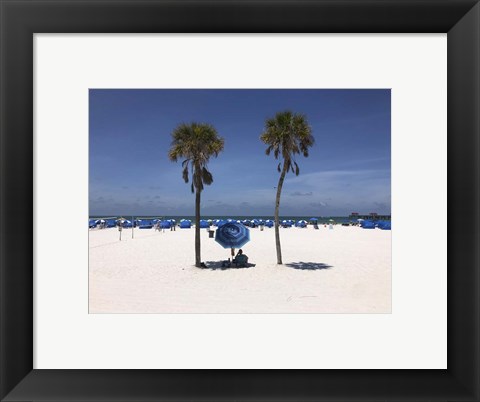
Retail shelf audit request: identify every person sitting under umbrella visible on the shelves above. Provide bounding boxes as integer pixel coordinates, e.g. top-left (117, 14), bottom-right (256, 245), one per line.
top-left (233, 249), bottom-right (248, 267)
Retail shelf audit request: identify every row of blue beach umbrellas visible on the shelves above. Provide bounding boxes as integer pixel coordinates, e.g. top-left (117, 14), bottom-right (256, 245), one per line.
top-left (89, 218), bottom-right (176, 229)
top-left (211, 218), bottom-right (318, 228)
top-left (90, 217), bottom-right (321, 229)
top-left (89, 217), bottom-right (390, 231)
top-left (135, 218), bottom-right (176, 229)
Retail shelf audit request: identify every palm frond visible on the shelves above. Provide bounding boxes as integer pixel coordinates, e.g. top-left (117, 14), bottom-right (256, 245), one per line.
top-left (182, 164), bottom-right (189, 183)
top-left (202, 167), bottom-right (213, 185)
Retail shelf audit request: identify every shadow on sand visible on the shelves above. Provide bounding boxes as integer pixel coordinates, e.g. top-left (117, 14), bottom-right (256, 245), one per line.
top-left (285, 262), bottom-right (333, 271)
top-left (201, 261), bottom-right (256, 270)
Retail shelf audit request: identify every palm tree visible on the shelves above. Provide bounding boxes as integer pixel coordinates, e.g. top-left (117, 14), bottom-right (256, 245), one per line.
top-left (260, 111), bottom-right (314, 264)
top-left (168, 123), bottom-right (225, 267)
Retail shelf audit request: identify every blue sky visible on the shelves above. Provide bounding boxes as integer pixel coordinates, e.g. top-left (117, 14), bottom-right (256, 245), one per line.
top-left (89, 89), bottom-right (390, 217)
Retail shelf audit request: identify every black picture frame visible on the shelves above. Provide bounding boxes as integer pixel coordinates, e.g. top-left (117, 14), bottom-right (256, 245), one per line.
top-left (1, 0), bottom-right (479, 401)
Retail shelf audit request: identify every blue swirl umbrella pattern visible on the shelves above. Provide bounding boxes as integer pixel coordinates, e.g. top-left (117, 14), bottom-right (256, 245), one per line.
top-left (215, 222), bottom-right (250, 249)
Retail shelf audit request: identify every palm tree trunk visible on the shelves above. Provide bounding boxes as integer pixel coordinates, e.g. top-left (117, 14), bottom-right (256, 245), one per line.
top-left (274, 162), bottom-right (289, 264)
top-left (195, 189), bottom-right (201, 267)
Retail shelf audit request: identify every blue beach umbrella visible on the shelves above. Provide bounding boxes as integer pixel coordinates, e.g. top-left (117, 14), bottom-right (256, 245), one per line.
top-left (120, 219), bottom-right (132, 228)
top-left (199, 220), bottom-right (210, 228)
top-left (360, 220), bottom-right (376, 229)
top-left (160, 220), bottom-right (172, 229)
top-left (105, 219), bottom-right (116, 228)
top-left (180, 220), bottom-right (192, 229)
top-left (215, 222), bottom-right (250, 249)
top-left (377, 220), bottom-right (391, 230)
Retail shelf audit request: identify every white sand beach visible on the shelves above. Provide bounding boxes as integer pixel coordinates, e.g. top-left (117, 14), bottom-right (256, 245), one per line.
top-left (89, 225), bottom-right (391, 314)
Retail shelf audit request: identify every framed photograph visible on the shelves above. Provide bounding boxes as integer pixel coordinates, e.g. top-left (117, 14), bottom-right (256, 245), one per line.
top-left (87, 87), bottom-right (392, 315)
top-left (1, 0), bottom-right (478, 401)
